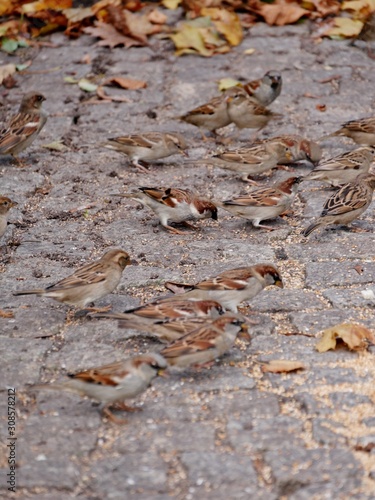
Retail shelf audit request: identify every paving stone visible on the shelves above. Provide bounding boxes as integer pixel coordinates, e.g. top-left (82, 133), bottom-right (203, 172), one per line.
top-left (250, 289), bottom-right (325, 312)
top-left (181, 451), bottom-right (258, 491)
top-left (312, 418), bottom-right (347, 446)
top-left (228, 416), bottom-right (304, 453)
top-left (0, 336), bottom-right (53, 386)
top-left (265, 446), bottom-right (362, 498)
top-left (306, 261), bottom-right (375, 290)
top-left (89, 453), bottom-right (168, 497)
top-left (323, 287), bottom-right (375, 309)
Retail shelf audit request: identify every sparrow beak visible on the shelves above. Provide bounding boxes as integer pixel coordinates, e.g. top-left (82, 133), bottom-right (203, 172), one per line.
top-left (157, 368), bottom-right (169, 378)
top-left (275, 279), bottom-right (284, 288)
top-left (285, 152), bottom-right (293, 162)
top-left (10, 201), bottom-right (18, 208)
top-left (180, 149), bottom-right (189, 157)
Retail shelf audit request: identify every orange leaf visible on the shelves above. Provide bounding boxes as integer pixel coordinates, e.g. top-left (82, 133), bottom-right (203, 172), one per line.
top-left (261, 360), bottom-right (305, 373)
top-left (83, 21), bottom-right (143, 48)
top-left (251, 0), bottom-right (310, 26)
top-left (316, 323), bottom-right (375, 352)
top-left (103, 76), bottom-right (147, 90)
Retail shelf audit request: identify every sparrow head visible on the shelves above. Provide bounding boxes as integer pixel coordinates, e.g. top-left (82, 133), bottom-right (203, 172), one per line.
top-left (167, 133), bottom-right (188, 156)
top-left (265, 70), bottom-right (282, 88)
top-left (225, 86), bottom-right (249, 105)
top-left (300, 139), bottom-right (322, 164)
top-left (213, 314), bottom-right (249, 336)
top-left (103, 249), bottom-right (132, 270)
top-left (253, 264), bottom-right (283, 288)
top-left (133, 353), bottom-right (168, 376)
top-left (277, 176), bottom-right (302, 194)
top-left (0, 197), bottom-right (17, 215)
top-left (21, 92), bottom-right (46, 112)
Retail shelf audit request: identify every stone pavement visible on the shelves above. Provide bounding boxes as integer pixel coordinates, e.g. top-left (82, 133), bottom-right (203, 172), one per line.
top-left (1, 17), bottom-right (375, 500)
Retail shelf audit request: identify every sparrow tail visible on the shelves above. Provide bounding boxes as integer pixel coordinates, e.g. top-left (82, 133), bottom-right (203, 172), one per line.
top-left (164, 281), bottom-right (195, 294)
top-left (13, 289), bottom-right (45, 296)
top-left (302, 221), bottom-right (321, 237)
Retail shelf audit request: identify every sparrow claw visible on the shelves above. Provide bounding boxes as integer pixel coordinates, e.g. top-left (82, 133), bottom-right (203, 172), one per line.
top-left (103, 406), bottom-right (128, 424)
top-left (115, 402), bottom-right (142, 412)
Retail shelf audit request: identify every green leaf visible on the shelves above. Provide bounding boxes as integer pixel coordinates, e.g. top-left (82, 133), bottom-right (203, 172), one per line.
top-left (78, 78), bottom-right (98, 92)
top-left (1, 38), bottom-right (18, 53)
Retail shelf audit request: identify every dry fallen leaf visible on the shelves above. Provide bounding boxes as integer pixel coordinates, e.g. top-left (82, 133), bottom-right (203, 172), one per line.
top-left (96, 85), bottom-right (131, 102)
top-left (201, 7), bottom-right (243, 46)
top-left (0, 309), bottom-right (14, 318)
top-left (316, 103), bottom-right (327, 111)
top-left (251, 0), bottom-right (310, 26)
top-left (325, 17), bottom-right (364, 38)
top-left (83, 21), bottom-right (143, 48)
top-left (42, 140), bottom-right (69, 152)
top-left (316, 323), bottom-right (375, 352)
top-left (103, 76), bottom-right (147, 90)
top-left (0, 63), bottom-right (16, 85)
top-left (261, 360), bottom-right (305, 373)
top-left (217, 77), bottom-right (242, 91)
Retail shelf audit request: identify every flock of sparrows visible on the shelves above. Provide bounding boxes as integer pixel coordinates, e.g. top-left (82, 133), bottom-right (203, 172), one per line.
top-left (2, 69), bottom-right (375, 423)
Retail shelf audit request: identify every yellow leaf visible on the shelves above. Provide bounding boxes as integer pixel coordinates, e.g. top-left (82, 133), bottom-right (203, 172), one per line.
top-left (162, 0), bottom-right (182, 9)
top-left (201, 8), bottom-right (243, 46)
top-left (316, 322), bottom-right (375, 352)
top-left (326, 17), bottom-right (364, 38)
top-left (170, 23), bottom-right (213, 57)
top-left (217, 77), bottom-right (242, 91)
top-left (261, 360), bottom-right (305, 373)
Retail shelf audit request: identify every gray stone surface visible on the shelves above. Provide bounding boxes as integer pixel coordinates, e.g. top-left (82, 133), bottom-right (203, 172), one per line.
top-left (1, 16), bottom-right (375, 500)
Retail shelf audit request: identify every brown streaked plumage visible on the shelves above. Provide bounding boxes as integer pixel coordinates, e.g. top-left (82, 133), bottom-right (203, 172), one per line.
top-left (13, 249), bottom-right (131, 308)
top-left (0, 92), bottom-right (47, 163)
top-left (243, 70), bottom-right (282, 106)
top-left (32, 353), bottom-right (167, 423)
top-left (103, 132), bottom-right (187, 172)
top-left (303, 174), bottom-right (375, 237)
top-left (114, 187), bottom-right (217, 235)
top-left (326, 117), bottom-right (375, 146)
top-left (218, 176), bottom-right (301, 230)
top-left (160, 314), bottom-right (248, 368)
top-left (164, 264), bottom-right (283, 312)
top-left (0, 196), bottom-right (17, 239)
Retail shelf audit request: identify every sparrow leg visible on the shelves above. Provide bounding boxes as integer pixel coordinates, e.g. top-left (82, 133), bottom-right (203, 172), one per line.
top-left (131, 159), bottom-right (150, 173)
top-left (252, 222), bottom-right (277, 231)
top-left (180, 221), bottom-right (198, 230)
top-left (241, 175), bottom-right (259, 185)
top-left (115, 402), bottom-right (142, 412)
top-left (163, 224), bottom-right (186, 235)
top-left (12, 155), bottom-right (26, 168)
top-left (103, 406), bottom-right (128, 424)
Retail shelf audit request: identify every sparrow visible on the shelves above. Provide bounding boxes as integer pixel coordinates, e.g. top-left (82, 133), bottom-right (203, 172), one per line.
top-left (0, 197), bottom-right (18, 239)
top-left (164, 263), bottom-right (283, 313)
top-left (304, 146), bottom-right (375, 187)
top-left (227, 87), bottom-right (280, 131)
top-left (159, 314), bottom-right (249, 368)
top-left (206, 140), bottom-right (294, 183)
top-left (302, 174), bottom-right (375, 237)
top-left (243, 70), bottom-right (282, 106)
top-left (217, 176), bottom-right (302, 230)
top-left (33, 353), bottom-right (167, 423)
top-left (260, 134), bottom-right (322, 164)
top-left (93, 298), bottom-right (225, 343)
top-left (103, 132), bottom-right (187, 172)
top-left (326, 117), bottom-right (375, 146)
top-left (114, 187), bottom-right (218, 235)
top-left (180, 86), bottom-right (239, 136)
top-left (13, 249), bottom-right (131, 309)
top-left (0, 92), bottom-right (47, 164)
